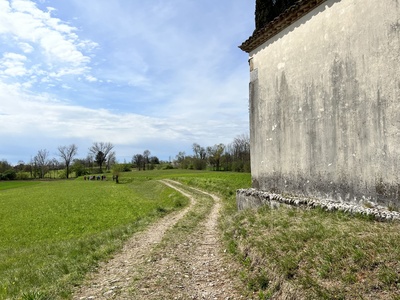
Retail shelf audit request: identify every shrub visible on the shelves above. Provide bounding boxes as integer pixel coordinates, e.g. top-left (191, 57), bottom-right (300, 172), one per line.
top-left (0, 169), bottom-right (17, 180)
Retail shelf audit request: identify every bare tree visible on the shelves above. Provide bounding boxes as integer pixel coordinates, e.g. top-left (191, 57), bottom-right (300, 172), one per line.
top-left (231, 134), bottom-right (251, 172)
top-left (192, 143), bottom-right (201, 158)
top-left (58, 144), bottom-right (78, 179)
top-left (106, 151), bottom-right (116, 171)
top-left (191, 143), bottom-right (207, 170)
top-left (88, 142), bottom-right (114, 173)
top-left (34, 149), bottom-right (50, 179)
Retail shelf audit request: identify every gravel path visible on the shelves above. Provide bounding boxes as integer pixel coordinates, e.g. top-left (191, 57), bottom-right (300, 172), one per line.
top-left (73, 180), bottom-right (246, 300)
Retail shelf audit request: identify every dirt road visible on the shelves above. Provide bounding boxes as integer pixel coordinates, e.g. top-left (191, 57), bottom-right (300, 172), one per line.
top-left (73, 180), bottom-right (247, 299)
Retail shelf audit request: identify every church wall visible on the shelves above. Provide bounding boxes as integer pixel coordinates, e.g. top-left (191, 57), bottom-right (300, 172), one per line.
top-left (249, 0), bottom-right (400, 205)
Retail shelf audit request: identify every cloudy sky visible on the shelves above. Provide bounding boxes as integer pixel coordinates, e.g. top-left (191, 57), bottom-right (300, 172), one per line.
top-left (0, 0), bottom-right (254, 165)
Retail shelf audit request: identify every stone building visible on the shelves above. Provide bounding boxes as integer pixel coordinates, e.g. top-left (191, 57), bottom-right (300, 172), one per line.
top-left (239, 0), bottom-right (400, 206)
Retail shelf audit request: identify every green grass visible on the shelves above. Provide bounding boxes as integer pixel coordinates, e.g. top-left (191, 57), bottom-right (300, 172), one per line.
top-left (0, 181), bottom-right (40, 191)
top-left (0, 173), bottom-right (189, 299)
top-left (226, 205), bottom-right (400, 299)
top-left (5, 169), bottom-right (398, 299)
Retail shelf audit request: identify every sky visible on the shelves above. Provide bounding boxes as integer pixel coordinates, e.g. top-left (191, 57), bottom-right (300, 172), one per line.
top-left (0, 0), bottom-right (255, 165)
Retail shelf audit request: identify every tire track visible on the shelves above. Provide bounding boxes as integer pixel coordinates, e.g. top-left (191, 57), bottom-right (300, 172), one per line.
top-left (74, 180), bottom-right (246, 299)
top-left (73, 180), bottom-right (196, 299)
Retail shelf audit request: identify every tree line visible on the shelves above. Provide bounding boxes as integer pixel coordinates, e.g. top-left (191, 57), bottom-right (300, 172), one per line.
top-left (173, 134), bottom-right (250, 172)
top-left (0, 134), bottom-right (250, 180)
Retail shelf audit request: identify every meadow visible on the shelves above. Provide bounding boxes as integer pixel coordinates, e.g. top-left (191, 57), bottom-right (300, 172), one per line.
top-left (0, 172), bottom-right (191, 299)
top-left (0, 170), bottom-right (250, 299)
top-left (1, 170), bottom-right (400, 299)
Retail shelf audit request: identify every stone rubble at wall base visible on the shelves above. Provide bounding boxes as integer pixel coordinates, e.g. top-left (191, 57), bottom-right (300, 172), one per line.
top-left (236, 188), bottom-right (400, 222)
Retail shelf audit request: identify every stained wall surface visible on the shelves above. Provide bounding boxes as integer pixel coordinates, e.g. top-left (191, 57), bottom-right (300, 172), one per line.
top-left (249, 0), bottom-right (400, 205)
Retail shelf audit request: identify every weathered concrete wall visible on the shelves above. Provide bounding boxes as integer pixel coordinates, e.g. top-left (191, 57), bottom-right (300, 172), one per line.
top-left (249, 0), bottom-right (400, 206)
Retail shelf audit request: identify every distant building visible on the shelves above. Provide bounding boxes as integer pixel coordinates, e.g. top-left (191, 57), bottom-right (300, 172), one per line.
top-left (240, 0), bottom-right (400, 206)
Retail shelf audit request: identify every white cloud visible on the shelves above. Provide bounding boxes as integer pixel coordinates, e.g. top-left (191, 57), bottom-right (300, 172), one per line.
top-left (85, 75), bottom-right (97, 82)
top-left (0, 0), bottom-right (97, 85)
top-left (0, 52), bottom-right (28, 77)
top-left (0, 81), bottom-right (177, 143)
top-left (18, 42), bottom-right (34, 53)
top-left (0, 0), bottom-right (254, 164)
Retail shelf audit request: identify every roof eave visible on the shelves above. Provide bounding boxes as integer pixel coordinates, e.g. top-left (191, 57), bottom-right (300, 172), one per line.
top-left (240, 0), bottom-right (328, 53)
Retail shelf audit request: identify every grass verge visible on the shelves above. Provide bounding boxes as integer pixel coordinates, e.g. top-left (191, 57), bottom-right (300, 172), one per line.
top-left (225, 205), bottom-right (400, 299)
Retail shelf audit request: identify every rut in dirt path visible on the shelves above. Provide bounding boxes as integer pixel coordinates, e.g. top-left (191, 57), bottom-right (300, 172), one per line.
top-left (74, 180), bottom-right (246, 300)
top-left (73, 180), bottom-right (195, 299)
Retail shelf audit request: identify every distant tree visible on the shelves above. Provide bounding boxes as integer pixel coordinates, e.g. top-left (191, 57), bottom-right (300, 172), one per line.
top-left (49, 158), bottom-right (59, 179)
top-left (29, 157), bottom-right (35, 178)
top-left (86, 154), bottom-right (94, 172)
top-left (207, 144), bottom-right (225, 171)
top-left (231, 134), bottom-right (251, 172)
top-left (0, 159), bottom-right (12, 173)
top-left (192, 143), bottom-right (207, 170)
top-left (221, 145), bottom-right (233, 171)
top-left (132, 154), bottom-right (144, 171)
top-left (149, 156), bottom-right (159, 165)
top-left (112, 164), bottom-right (123, 183)
top-left (175, 151), bottom-right (185, 162)
top-left (57, 144), bottom-right (78, 179)
top-left (174, 151), bottom-right (187, 168)
top-left (14, 160), bottom-right (28, 179)
top-left (106, 151), bottom-right (116, 171)
top-left (34, 149), bottom-right (50, 178)
top-left (95, 151), bottom-right (105, 172)
top-left (0, 159), bottom-right (16, 180)
top-left (143, 150), bottom-right (151, 170)
top-left (72, 159), bottom-right (88, 177)
top-left (148, 156), bottom-right (160, 170)
top-left (89, 142), bottom-right (114, 173)
top-left (15, 160), bottom-right (24, 172)
top-left (192, 143), bottom-right (201, 158)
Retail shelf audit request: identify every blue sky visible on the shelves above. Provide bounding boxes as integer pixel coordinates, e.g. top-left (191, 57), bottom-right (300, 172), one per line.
top-left (0, 0), bottom-right (254, 164)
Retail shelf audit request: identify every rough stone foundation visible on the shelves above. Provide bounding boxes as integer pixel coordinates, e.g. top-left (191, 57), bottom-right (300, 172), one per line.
top-left (236, 188), bottom-right (400, 222)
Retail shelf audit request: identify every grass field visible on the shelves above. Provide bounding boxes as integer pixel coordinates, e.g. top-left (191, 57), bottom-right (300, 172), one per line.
top-left (2, 170), bottom-right (400, 299)
top-left (0, 170), bottom-right (251, 299)
top-left (0, 171), bottom-right (195, 299)
top-left (0, 181), bottom-right (40, 191)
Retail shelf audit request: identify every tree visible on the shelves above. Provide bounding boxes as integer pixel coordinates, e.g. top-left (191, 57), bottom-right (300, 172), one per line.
top-left (95, 151), bottom-right (105, 172)
top-left (34, 149), bottom-right (50, 179)
top-left (86, 154), bottom-right (94, 172)
top-left (192, 143), bottom-right (207, 170)
top-left (88, 142), bottom-right (114, 173)
top-left (106, 151), bottom-right (116, 171)
top-left (132, 154), bottom-right (144, 171)
top-left (72, 159), bottom-right (88, 177)
top-left (207, 144), bottom-right (225, 171)
top-left (143, 150), bottom-right (151, 171)
top-left (57, 144), bottom-right (78, 179)
top-left (148, 156), bottom-right (160, 170)
top-left (0, 159), bottom-right (12, 173)
top-left (192, 143), bottom-right (201, 158)
top-left (231, 134), bottom-right (251, 172)
top-left (0, 159), bottom-right (16, 180)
